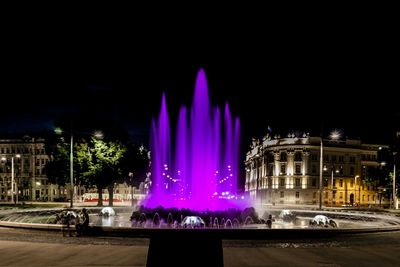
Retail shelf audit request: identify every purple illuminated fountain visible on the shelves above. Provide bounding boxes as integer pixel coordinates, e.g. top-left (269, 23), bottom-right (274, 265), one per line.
top-left (144, 69), bottom-right (247, 211)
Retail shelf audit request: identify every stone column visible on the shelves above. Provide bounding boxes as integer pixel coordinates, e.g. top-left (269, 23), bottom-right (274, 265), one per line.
top-left (274, 152), bottom-right (280, 189)
top-left (287, 151), bottom-right (294, 188)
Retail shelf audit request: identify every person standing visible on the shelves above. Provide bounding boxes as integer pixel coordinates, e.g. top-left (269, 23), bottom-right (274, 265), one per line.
top-left (76, 208), bottom-right (90, 236)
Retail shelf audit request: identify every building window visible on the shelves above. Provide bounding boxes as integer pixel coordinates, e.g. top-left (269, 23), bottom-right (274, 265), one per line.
top-left (280, 191), bottom-right (284, 198)
top-left (295, 178), bottom-right (300, 187)
top-left (331, 155), bottom-right (336, 162)
top-left (324, 155), bottom-right (329, 161)
top-left (311, 153), bottom-right (317, 161)
top-left (339, 179), bottom-right (343, 187)
top-left (312, 178), bottom-right (317, 187)
top-left (368, 195), bottom-right (370, 201)
top-left (350, 156), bottom-right (355, 163)
top-left (296, 191), bottom-right (300, 198)
top-left (338, 156), bottom-right (344, 162)
top-left (340, 192), bottom-right (343, 199)
top-left (362, 195), bottom-right (365, 201)
top-left (333, 179), bottom-right (336, 187)
top-left (294, 152), bottom-right (302, 161)
top-left (312, 165), bottom-right (316, 174)
top-left (350, 166), bottom-right (354, 175)
top-left (350, 179), bottom-right (354, 187)
top-left (372, 195), bottom-right (375, 201)
top-left (280, 165), bottom-right (286, 175)
top-left (295, 164), bottom-right (301, 174)
top-left (269, 165), bottom-right (274, 176)
top-left (325, 192), bottom-right (328, 199)
top-left (313, 192), bottom-right (317, 199)
top-left (280, 178), bottom-right (285, 187)
top-left (280, 152), bottom-right (287, 161)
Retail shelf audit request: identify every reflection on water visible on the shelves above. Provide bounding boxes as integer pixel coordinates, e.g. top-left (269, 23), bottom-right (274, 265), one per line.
top-left (92, 214), bottom-right (132, 228)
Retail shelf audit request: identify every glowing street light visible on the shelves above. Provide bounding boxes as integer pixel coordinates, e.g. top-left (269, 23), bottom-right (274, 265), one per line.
top-left (319, 129), bottom-right (342, 210)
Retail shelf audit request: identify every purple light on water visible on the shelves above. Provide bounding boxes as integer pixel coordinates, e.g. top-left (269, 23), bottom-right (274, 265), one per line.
top-left (145, 69), bottom-right (248, 211)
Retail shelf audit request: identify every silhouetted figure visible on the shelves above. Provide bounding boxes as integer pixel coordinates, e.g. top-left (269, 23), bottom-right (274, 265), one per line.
top-left (266, 214), bottom-right (273, 229)
top-left (76, 208), bottom-right (90, 236)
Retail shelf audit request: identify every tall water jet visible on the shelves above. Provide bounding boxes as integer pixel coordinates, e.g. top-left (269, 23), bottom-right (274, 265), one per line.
top-left (145, 68), bottom-right (246, 210)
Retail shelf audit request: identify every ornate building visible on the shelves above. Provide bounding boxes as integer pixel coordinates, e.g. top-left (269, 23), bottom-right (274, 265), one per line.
top-left (0, 136), bottom-right (67, 202)
top-left (245, 133), bottom-right (389, 207)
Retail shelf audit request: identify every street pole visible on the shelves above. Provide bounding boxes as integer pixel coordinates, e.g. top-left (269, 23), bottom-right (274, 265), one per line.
top-left (319, 137), bottom-right (323, 210)
top-left (70, 134), bottom-right (74, 208)
top-left (331, 169), bottom-right (334, 207)
top-left (11, 157), bottom-right (14, 204)
top-left (358, 179), bottom-right (361, 207)
top-left (354, 175), bottom-right (359, 207)
top-left (394, 152), bottom-right (397, 209)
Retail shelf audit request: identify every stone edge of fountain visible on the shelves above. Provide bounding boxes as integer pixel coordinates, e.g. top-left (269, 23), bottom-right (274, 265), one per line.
top-left (1, 208), bottom-right (400, 238)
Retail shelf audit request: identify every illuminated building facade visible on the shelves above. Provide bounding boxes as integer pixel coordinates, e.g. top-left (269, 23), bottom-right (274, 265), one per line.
top-left (245, 133), bottom-right (389, 207)
top-left (0, 136), bottom-right (62, 201)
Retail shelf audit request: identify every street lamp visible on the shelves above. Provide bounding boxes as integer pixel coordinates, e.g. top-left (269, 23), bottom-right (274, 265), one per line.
top-left (393, 152), bottom-right (397, 209)
top-left (55, 127), bottom-right (103, 208)
top-left (354, 175), bottom-right (360, 207)
top-left (319, 129), bottom-right (342, 210)
top-left (324, 165), bottom-right (339, 207)
top-left (1, 154), bottom-right (21, 204)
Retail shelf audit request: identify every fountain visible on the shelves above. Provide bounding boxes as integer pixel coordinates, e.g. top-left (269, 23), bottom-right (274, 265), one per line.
top-left (1, 69), bottom-right (400, 267)
top-left (145, 68), bottom-right (246, 211)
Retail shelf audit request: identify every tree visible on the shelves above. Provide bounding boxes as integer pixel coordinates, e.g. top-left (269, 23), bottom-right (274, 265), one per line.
top-left (77, 138), bottom-right (126, 207)
top-left (44, 134), bottom-right (71, 187)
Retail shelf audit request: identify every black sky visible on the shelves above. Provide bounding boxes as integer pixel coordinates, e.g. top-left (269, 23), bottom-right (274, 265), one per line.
top-left (1, 15), bottom-right (399, 154)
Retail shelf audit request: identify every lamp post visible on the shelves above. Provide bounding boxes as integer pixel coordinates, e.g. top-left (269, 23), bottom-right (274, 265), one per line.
top-left (55, 127), bottom-right (103, 208)
top-left (394, 152), bottom-right (397, 209)
top-left (324, 165), bottom-right (339, 207)
top-left (319, 129), bottom-right (342, 209)
top-left (1, 154), bottom-right (21, 204)
top-left (354, 175), bottom-right (359, 207)
top-left (70, 133), bottom-right (73, 208)
top-left (319, 137), bottom-right (323, 210)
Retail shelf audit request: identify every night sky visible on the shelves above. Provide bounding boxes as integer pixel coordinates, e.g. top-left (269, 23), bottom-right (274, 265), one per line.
top-left (1, 18), bottom-right (399, 157)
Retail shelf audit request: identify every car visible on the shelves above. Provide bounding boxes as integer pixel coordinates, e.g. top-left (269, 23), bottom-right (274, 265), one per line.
top-left (181, 216), bottom-right (206, 228)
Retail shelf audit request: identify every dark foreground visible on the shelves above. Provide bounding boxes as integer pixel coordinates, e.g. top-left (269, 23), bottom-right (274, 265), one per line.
top-left (0, 227), bottom-right (399, 267)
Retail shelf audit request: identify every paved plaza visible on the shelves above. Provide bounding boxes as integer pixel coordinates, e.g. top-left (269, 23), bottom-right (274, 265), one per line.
top-left (0, 226), bottom-right (399, 267)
